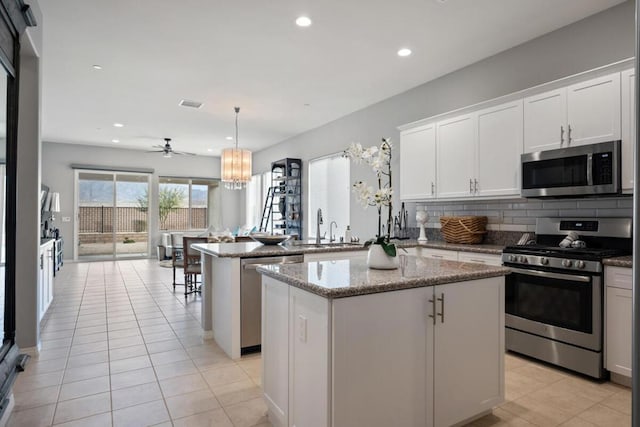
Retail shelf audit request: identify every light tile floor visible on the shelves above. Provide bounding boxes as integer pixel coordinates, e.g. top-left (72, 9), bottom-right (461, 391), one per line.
top-left (7, 259), bottom-right (632, 427)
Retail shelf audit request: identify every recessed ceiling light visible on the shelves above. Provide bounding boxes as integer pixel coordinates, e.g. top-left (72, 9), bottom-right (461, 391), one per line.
top-left (113, 123), bottom-right (124, 128)
top-left (207, 148), bottom-right (213, 152)
top-left (397, 48), bottom-right (412, 57)
top-left (304, 103), bottom-right (311, 107)
top-left (295, 16), bottom-right (312, 27)
top-left (92, 65), bottom-right (102, 70)
top-left (225, 136), bottom-right (233, 140)
top-left (112, 139), bottom-right (119, 143)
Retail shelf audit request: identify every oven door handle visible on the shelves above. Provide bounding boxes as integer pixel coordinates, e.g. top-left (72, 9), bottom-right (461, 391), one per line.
top-left (508, 267), bottom-right (591, 283)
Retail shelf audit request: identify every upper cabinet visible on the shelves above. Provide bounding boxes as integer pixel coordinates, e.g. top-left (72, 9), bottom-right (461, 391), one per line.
top-left (476, 100), bottom-right (523, 197)
top-left (399, 124), bottom-right (437, 200)
top-left (524, 72), bottom-right (621, 153)
top-left (566, 73), bottom-right (621, 147)
top-left (437, 114), bottom-right (477, 199)
top-left (523, 88), bottom-right (566, 153)
top-left (621, 68), bottom-right (635, 193)
top-left (400, 64), bottom-right (630, 202)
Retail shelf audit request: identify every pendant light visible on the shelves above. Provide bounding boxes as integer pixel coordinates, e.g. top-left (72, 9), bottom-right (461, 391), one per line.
top-left (221, 106), bottom-right (252, 189)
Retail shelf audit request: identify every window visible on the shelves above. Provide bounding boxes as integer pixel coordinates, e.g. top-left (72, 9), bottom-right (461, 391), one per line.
top-left (245, 174), bottom-right (263, 229)
top-left (159, 177), bottom-right (218, 230)
top-left (308, 154), bottom-right (350, 240)
top-left (245, 171), bottom-right (274, 231)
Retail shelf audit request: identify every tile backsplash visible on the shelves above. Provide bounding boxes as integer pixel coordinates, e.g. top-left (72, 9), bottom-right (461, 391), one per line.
top-left (409, 196), bottom-right (633, 233)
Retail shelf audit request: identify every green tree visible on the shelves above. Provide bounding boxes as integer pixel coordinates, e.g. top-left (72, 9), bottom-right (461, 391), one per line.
top-left (137, 187), bottom-right (185, 230)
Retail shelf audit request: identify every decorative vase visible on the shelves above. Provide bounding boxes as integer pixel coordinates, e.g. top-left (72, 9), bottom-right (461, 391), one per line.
top-left (416, 210), bottom-right (429, 244)
top-left (367, 244), bottom-right (400, 270)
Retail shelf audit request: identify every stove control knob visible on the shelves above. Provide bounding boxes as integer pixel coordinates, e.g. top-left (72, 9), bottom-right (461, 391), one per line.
top-left (539, 257), bottom-right (549, 266)
top-left (518, 256), bottom-right (528, 264)
top-left (562, 259), bottom-right (573, 268)
top-left (508, 255), bottom-right (517, 262)
top-left (575, 260), bottom-right (585, 269)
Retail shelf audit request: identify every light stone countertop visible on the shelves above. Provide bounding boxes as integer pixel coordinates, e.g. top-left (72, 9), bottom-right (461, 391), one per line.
top-left (192, 239), bottom-right (505, 258)
top-left (257, 255), bottom-right (511, 299)
top-left (603, 256), bottom-right (632, 268)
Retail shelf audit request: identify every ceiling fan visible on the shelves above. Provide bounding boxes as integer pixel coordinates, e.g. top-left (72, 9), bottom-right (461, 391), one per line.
top-left (147, 138), bottom-right (196, 158)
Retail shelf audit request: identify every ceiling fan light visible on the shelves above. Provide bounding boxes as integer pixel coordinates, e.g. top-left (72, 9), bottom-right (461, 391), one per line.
top-left (163, 152), bottom-right (172, 158)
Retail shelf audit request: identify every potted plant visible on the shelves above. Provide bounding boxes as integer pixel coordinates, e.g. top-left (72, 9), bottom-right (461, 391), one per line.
top-left (344, 138), bottom-right (399, 269)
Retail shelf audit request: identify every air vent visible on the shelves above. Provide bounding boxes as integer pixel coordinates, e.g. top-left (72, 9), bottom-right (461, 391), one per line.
top-left (179, 99), bottom-right (203, 109)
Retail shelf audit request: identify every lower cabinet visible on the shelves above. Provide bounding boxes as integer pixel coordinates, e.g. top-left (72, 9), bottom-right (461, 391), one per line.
top-left (39, 240), bottom-right (54, 322)
top-left (262, 276), bottom-right (505, 427)
top-left (605, 266), bottom-right (632, 378)
top-left (412, 247), bottom-right (502, 266)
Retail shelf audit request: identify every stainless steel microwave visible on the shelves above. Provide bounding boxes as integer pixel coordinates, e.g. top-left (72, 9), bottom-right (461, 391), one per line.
top-left (521, 140), bottom-right (621, 198)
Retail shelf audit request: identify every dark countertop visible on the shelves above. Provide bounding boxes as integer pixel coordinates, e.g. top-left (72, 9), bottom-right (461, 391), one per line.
top-left (257, 256), bottom-right (510, 299)
top-left (192, 239), bottom-right (505, 258)
top-left (603, 256), bottom-right (632, 268)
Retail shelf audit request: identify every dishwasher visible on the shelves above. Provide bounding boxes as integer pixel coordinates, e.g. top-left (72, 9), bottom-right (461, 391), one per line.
top-left (240, 254), bottom-right (304, 354)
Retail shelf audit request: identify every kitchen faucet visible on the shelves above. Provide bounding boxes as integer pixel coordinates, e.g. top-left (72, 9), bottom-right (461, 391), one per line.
top-left (329, 221), bottom-right (338, 242)
top-left (316, 209), bottom-right (324, 245)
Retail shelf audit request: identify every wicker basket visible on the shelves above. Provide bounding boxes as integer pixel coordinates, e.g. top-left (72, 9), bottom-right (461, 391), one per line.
top-left (439, 216), bottom-right (488, 244)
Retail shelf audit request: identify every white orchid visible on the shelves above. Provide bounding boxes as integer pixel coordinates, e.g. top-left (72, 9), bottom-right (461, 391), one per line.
top-left (345, 138), bottom-right (395, 242)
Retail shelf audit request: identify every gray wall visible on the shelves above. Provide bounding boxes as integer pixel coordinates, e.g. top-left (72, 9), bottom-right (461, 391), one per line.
top-left (251, 0), bottom-right (636, 240)
top-left (16, 0), bottom-right (43, 348)
top-left (42, 141), bottom-right (244, 259)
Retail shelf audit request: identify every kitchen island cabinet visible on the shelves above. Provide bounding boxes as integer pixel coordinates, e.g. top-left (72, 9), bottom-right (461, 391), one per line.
top-left (259, 256), bottom-right (508, 427)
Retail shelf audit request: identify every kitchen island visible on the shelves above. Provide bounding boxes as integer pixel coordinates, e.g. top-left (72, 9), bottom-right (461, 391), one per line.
top-left (192, 241), bottom-right (368, 359)
top-left (257, 256), bottom-right (510, 427)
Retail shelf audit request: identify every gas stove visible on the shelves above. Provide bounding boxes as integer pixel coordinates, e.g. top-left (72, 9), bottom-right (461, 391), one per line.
top-left (502, 217), bottom-right (632, 379)
top-left (502, 218), bottom-right (632, 273)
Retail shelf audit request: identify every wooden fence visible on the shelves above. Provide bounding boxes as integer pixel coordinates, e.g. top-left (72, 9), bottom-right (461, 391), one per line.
top-left (78, 206), bottom-right (207, 232)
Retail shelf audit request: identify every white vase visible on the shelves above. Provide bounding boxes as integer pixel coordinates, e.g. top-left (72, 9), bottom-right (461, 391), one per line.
top-left (367, 244), bottom-right (400, 270)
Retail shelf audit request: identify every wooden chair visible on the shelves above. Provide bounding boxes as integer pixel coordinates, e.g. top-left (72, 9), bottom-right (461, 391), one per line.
top-left (180, 236), bottom-right (207, 297)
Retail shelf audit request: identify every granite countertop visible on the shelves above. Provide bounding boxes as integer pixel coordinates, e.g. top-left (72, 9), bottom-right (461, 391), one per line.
top-left (257, 256), bottom-right (510, 299)
top-left (192, 240), bottom-right (505, 258)
top-left (603, 256), bottom-right (632, 268)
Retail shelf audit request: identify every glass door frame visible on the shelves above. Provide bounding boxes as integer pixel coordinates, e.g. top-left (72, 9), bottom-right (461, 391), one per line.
top-left (73, 169), bottom-right (152, 261)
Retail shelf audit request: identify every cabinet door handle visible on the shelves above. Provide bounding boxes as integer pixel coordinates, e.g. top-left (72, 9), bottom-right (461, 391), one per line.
top-left (567, 124), bottom-right (572, 144)
top-left (474, 179), bottom-right (478, 194)
top-left (40, 254), bottom-right (43, 270)
top-left (469, 179), bottom-right (474, 194)
top-left (431, 182), bottom-right (435, 195)
top-left (428, 297), bottom-right (436, 325)
top-left (437, 293), bottom-right (445, 323)
top-left (431, 254), bottom-right (444, 259)
top-left (560, 125), bottom-right (564, 145)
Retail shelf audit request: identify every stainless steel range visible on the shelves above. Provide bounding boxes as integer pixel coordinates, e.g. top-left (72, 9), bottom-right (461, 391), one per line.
top-left (502, 217), bottom-right (632, 379)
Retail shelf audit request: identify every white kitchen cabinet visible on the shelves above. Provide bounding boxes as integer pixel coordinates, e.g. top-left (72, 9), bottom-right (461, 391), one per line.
top-left (436, 113), bottom-right (477, 199)
top-left (39, 240), bottom-right (54, 322)
top-left (566, 73), bottom-right (621, 147)
top-left (289, 287), bottom-right (331, 427)
top-left (476, 100), bottom-right (523, 197)
top-left (433, 279), bottom-right (504, 427)
top-left (457, 251), bottom-right (502, 266)
top-left (263, 273), bottom-right (505, 427)
top-left (262, 277), bottom-right (290, 427)
top-left (415, 247), bottom-right (458, 261)
top-left (524, 73), bottom-right (621, 153)
top-left (523, 88), bottom-right (567, 153)
top-left (400, 124), bottom-right (437, 200)
top-left (620, 68), bottom-right (635, 193)
top-left (605, 266), bottom-right (632, 378)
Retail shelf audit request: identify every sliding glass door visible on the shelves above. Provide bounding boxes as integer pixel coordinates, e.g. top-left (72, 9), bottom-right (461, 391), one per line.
top-left (76, 170), bottom-right (150, 260)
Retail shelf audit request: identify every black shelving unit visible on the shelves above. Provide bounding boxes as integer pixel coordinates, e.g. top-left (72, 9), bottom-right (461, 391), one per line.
top-left (269, 158), bottom-right (302, 237)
